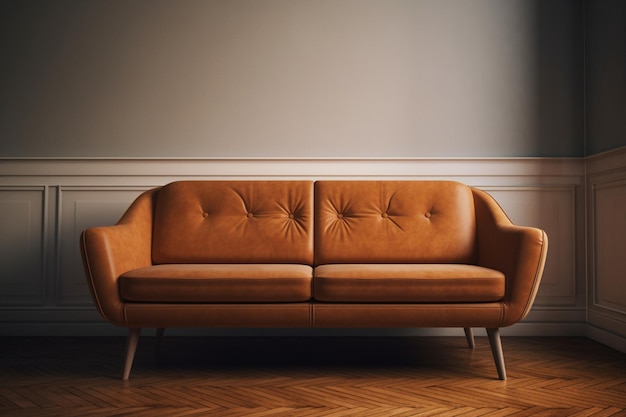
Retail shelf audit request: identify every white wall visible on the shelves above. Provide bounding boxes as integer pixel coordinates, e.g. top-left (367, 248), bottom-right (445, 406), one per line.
top-left (0, 0), bottom-right (583, 157)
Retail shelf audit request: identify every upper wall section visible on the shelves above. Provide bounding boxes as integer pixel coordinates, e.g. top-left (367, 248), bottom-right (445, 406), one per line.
top-left (0, 0), bottom-right (583, 158)
top-left (585, 0), bottom-right (626, 156)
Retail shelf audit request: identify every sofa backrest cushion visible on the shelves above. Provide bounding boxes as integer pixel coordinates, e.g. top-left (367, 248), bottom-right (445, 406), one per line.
top-left (152, 181), bottom-right (314, 264)
top-left (314, 181), bottom-right (477, 264)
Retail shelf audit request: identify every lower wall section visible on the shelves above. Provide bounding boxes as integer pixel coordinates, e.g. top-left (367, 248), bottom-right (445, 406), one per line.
top-left (0, 155), bottom-right (598, 338)
top-left (585, 147), bottom-right (626, 353)
top-left (586, 148), bottom-right (626, 350)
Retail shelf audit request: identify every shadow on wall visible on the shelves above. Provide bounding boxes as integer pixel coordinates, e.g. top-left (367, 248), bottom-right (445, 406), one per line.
top-left (584, 0), bottom-right (626, 156)
top-left (530, 0), bottom-right (584, 158)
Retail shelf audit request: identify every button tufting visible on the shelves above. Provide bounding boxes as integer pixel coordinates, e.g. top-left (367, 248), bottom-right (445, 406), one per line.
top-left (247, 212), bottom-right (254, 218)
top-left (425, 212), bottom-right (432, 218)
top-left (288, 213), bottom-right (295, 219)
top-left (382, 212), bottom-right (389, 218)
top-left (337, 213), bottom-right (344, 219)
top-left (202, 212), bottom-right (209, 218)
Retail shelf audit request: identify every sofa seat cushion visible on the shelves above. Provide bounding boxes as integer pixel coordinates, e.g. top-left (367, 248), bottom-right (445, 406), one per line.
top-left (313, 264), bottom-right (504, 303)
top-left (120, 264), bottom-right (313, 303)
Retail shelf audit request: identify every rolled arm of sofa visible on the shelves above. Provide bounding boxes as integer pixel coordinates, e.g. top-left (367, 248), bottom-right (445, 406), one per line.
top-left (472, 188), bottom-right (548, 327)
top-left (80, 188), bottom-right (158, 326)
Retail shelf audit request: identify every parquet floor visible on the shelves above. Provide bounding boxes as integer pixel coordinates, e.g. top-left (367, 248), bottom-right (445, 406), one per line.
top-left (1, 335), bottom-right (625, 416)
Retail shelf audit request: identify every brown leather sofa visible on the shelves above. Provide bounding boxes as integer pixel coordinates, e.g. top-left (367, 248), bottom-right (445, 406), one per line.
top-left (80, 180), bottom-right (548, 380)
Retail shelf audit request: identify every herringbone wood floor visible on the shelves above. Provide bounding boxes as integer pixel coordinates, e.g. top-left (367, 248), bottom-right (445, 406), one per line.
top-left (1, 336), bottom-right (625, 416)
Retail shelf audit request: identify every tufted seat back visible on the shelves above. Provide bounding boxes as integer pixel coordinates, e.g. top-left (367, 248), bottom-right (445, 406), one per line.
top-left (152, 181), bottom-right (314, 264)
top-left (314, 181), bottom-right (477, 265)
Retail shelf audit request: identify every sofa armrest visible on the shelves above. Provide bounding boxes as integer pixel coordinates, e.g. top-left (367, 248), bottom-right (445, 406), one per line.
top-left (472, 188), bottom-right (548, 326)
top-left (80, 188), bottom-right (157, 326)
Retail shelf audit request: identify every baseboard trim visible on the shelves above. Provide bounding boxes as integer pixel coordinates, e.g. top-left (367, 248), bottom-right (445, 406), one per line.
top-left (0, 322), bottom-right (588, 338)
top-left (585, 325), bottom-right (626, 354)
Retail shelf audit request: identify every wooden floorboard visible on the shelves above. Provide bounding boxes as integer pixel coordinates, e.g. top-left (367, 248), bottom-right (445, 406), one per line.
top-left (1, 336), bottom-right (625, 416)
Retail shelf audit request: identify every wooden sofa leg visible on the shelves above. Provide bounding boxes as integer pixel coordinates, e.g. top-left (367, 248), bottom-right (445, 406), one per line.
top-left (122, 328), bottom-right (141, 381)
top-left (486, 328), bottom-right (507, 380)
top-left (463, 327), bottom-right (475, 349)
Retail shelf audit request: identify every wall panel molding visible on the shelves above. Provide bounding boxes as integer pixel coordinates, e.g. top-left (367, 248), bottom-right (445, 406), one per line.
top-left (587, 147), bottom-right (626, 341)
top-left (590, 179), bottom-right (626, 314)
top-left (56, 186), bottom-right (151, 306)
top-left (481, 186), bottom-right (580, 307)
top-left (0, 186), bottom-right (47, 306)
top-left (0, 156), bottom-right (592, 336)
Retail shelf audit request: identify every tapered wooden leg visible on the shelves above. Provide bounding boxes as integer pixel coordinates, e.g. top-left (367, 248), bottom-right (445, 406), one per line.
top-left (463, 327), bottom-right (475, 349)
top-left (487, 328), bottom-right (507, 380)
top-left (122, 328), bottom-right (141, 381)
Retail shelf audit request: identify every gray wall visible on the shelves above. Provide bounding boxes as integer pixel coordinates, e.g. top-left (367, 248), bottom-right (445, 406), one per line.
top-left (585, 0), bottom-right (626, 156)
top-left (0, 0), bottom-right (586, 158)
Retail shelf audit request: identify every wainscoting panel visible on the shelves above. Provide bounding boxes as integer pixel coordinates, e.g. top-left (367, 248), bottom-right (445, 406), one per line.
top-left (0, 187), bottom-right (46, 306)
top-left (0, 157), bottom-right (588, 336)
top-left (592, 180), bottom-right (626, 313)
top-left (57, 187), bottom-right (150, 305)
top-left (587, 147), bottom-right (626, 343)
top-left (484, 187), bottom-right (579, 307)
